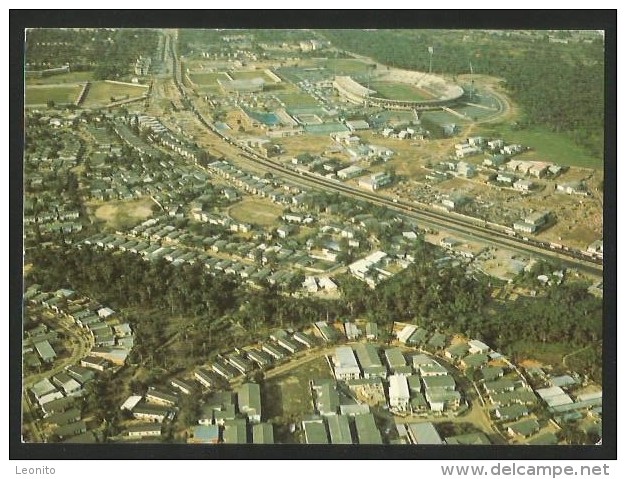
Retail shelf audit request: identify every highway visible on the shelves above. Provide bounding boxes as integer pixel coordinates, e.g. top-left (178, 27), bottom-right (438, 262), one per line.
top-left (160, 30), bottom-right (602, 279)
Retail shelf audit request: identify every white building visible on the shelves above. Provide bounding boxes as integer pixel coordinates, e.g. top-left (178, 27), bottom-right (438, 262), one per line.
top-left (333, 347), bottom-right (361, 380)
top-left (389, 374), bottom-right (411, 412)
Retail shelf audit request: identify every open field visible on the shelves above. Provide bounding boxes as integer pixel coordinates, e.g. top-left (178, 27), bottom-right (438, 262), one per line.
top-left (476, 124), bottom-right (603, 170)
top-left (262, 356), bottom-right (332, 422)
top-left (277, 92), bottom-right (320, 108)
top-left (228, 198), bottom-right (284, 226)
top-left (90, 197), bottom-right (154, 230)
top-left (26, 71), bottom-right (94, 85)
top-left (81, 81), bottom-right (148, 108)
top-left (188, 71), bottom-right (230, 86)
top-left (369, 81), bottom-right (433, 101)
top-left (314, 58), bottom-right (371, 75)
top-left (230, 70), bottom-right (276, 83)
top-left (25, 84), bottom-right (82, 106)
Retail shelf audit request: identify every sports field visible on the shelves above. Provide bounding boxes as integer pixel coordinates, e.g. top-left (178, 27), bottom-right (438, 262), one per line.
top-left (369, 81), bottom-right (433, 101)
top-left (230, 70), bottom-right (276, 83)
top-left (25, 84), bottom-right (82, 106)
top-left (188, 72), bottom-right (230, 86)
top-left (92, 197), bottom-right (154, 230)
top-left (81, 81), bottom-right (148, 107)
top-left (316, 58), bottom-right (371, 75)
top-left (229, 198), bottom-right (284, 226)
top-left (26, 71), bottom-right (94, 86)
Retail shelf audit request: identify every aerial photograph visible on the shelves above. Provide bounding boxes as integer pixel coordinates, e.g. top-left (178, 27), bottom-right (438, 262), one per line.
top-left (21, 26), bottom-right (606, 449)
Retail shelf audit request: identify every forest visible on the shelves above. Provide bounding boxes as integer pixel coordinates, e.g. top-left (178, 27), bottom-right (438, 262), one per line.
top-left (25, 240), bottom-right (603, 382)
top-left (320, 29), bottom-right (605, 158)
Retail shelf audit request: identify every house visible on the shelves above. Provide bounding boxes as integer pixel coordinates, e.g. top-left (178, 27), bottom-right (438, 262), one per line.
top-left (423, 375), bottom-right (456, 392)
top-left (326, 415), bottom-right (352, 444)
top-left (223, 418), bottom-right (248, 444)
top-left (211, 361), bottom-right (239, 380)
top-left (468, 339), bottom-right (491, 355)
top-left (80, 356), bottom-right (109, 372)
top-left (194, 368), bottom-right (219, 389)
top-left (53, 420), bottom-right (88, 440)
top-left (446, 432), bottom-right (491, 445)
top-left (97, 307), bottom-right (115, 319)
top-left (365, 322), bottom-right (378, 340)
top-left (276, 336), bottom-right (300, 354)
top-left (358, 172), bottom-right (392, 191)
top-left (396, 324), bottom-right (418, 344)
top-left (302, 417), bottom-right (329, 444)
top-left (484, 379), bottom-right (516, 395)
top-left (507, 418), bottom-right (540, 438)
top-left (312, 379), bottom-right (340, 416)
top-left (495, 404), bottom-right (529, 422)
top-left (132, 404), bottom-right (173, 423)
top-left (354, 413), bottom-right (383, 444)
top-left (188, 424), bottom-right (219, 444)
top-left (445, 343), bottom-right (470, 361)
top-left (340, 404), bottom-right (371, 416)
top-left (276, 224), bottom-right (295, 239)
top-left (353, 343), bottom-right (387, 379)
top-left (389, 374), bottom-right (411, 412)
top-left (44, 408), bottom-right (81, 428)
top-left (337, 165), bottom-right (363, 180)
top-left (34, 340), bottom-right (56, 363)
top-left (262, 343), bottom-right (287, 360)
top-left (146, 387), bottom-right (179, 407)
top-left (51, 372), bottom-right (82, 396)
top-left (333, 346), bottom-right (361, 380)
top-left (292, 331), bottom-right (316, 349)
top-left (238, 382), bottom-right (262, 423)
top-left (514, 179), bottom-right (533, 191)
top-left (41, 397), bottom-right (75, 417)
top-left (461, 354), bottom-right (489, 369)
top-left (127, 423), bottom-right (162, 438)
top-left (252, 423), bottom-right (275, 444)
top-left (425, 389), bottom-right (462, 412)
top-left (384, 348), bottom-right (412, 376)
top-left (226, 355), bottom-right (254, 375)
top-left (406, 422), bottom-right (443, 445)
top-left (246, 348), bottom-right (273, 368)
top-left (481, 366), bottom-right (504, 382)
top-left (169, 378), bottom-right (196, 396)
top-left (120, 395), bottom-right (143, 411)
top-left (344, 322), bottom-right (361, 341)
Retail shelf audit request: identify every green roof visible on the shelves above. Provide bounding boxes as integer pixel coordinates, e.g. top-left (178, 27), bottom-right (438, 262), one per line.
top-left (252, 423), bottom-right (274, 444)
top-left (481, 366), bottom-right (504, 381)
top-left (446, 432), bottom-right (491, 445)
top-left (462, 354), bottom-right (489, 368)
top-left (303, 420), bottom-right (329, 444)
top-left (223, 419), bottom-right (248, 444)
top-left (423, 375), bottom-right (456, 390)
top-left (327, 415), bottom-right (352, 444)
top-left (428, 332), bottom-right (447, 349)
top-left (496, 404), bottom-right (529, 421)
top-left (354, 413), bottom-right (382, 444)
top-left (508, 418), bottom-right (540, 437)
top-left (527, 432), bottom-right (558, 445)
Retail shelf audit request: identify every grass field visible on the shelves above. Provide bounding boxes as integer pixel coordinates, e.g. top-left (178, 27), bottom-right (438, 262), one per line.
top-left (230, 70), bottom-right (276, 83)
top-left (504, 339), bottom-right (575, 367)
top-left (228, 198), bottom-right (284, 226)
top-left (81, 81), bottom-right (148, 107)
top-left (477, 124), bottom-right (603, 170)
top-left (276, 92), bottom-right (320, 108)
top-left (369, 81), bottom-right (432, 101)
top-left (188, 72), bottom-right (230, 86)
top-left (26, 71), bottom-right (94, 85)
top-left (91, 197), bottom-right (154, 230)
top-left (25, 84), bottom-right (82, 106)
top-left (316, 58), bottom-right (371, 75)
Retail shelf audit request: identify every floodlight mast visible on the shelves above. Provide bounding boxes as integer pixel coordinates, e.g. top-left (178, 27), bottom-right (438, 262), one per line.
top-left (469, 60), bottom-right (475, 100)
top-left (428, 46), bottom-right (434, 74)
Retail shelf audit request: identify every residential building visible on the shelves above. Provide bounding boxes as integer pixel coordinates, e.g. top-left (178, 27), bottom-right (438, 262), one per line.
top-left (389, 374), bottom-right (411, 412)
top-left (406, 422), bottom-right (443, 445)
top-left (385, 348), bottom-right (412, 376)
top-left (326, 415), bottom-right (353, 444)
top-left (354, 413), bottom-right (383, 444)
top-left (223, 418), bottom-right (248, 444)
top-left (312, 380), bottom-right (339, 416)
top-left (238, 382), bottom-right (262, 423)
top-left (507, 418), bottom-right (540, 438)
top-left (252, 423), bottom-right (274, 444)
top-left (333, 346), bottom-right (361, 380)
top-left (354, 343), bottom-right (387, 379)
top-left (302, 417), bottom-right (329, 444)
top-left (188, 425), bottom-right (219, 444)
top-left (127, 423), bottom-right (162, 438)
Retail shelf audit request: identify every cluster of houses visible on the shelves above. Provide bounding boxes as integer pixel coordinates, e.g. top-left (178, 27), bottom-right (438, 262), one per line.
top-left (24, 286), bottom-right (136, 443)
top-left (512, 210), bottom-right (552, 234)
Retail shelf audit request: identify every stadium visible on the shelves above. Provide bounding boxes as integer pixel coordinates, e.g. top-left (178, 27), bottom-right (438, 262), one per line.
top-left (333, 67), bottom-right (464, 111)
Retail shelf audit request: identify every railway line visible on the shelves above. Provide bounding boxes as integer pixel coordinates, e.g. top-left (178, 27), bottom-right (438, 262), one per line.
top-left (164, 31), bottom-right (602, 278)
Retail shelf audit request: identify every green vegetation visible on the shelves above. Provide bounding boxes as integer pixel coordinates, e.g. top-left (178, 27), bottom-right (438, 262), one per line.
top-left (26, 71), bottom-right (94, 85)
top-left (316, 58), bottom-right (372, 75)
top-left (321, 29), bottom-right (604, 158)
top-left (228, 198), bottom-right (284, 226)
top-left (25, 85), bottom-right (81, 106)
top-left (369, 81), bottom-right (432, 101)
top-left (477, 123), bottom-right (602, 170)
top-left (276, 92), bottom-right (320, 108)
top-left (188, 72), bottom-right (229, 86)
top-left (81, 81), bottom-right (148, 107)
